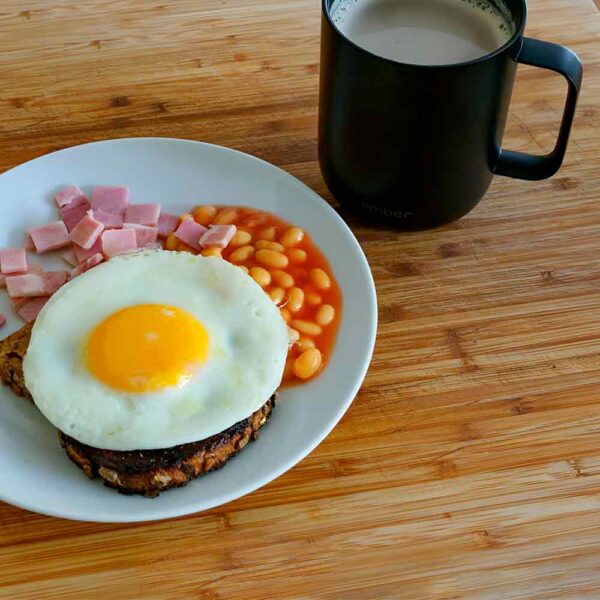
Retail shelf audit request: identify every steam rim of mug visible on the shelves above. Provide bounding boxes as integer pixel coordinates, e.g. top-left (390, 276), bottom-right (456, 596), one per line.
top-left (322, 0), bottom-right (528, 70)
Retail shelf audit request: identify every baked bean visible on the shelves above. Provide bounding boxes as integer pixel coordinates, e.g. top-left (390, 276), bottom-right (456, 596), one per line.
top-left (316, 304), bottom-right (335, 326)
top-left (249, 267), bottom-right (271, 287)
top-left (297, 337), bottom-right (316, 351)
top-left (287, 287), bottom-right (305, 313)
top-left (288, 328), bottom-right (300, 343)
top-left (229, 245), bottom-right (255, 263)
top-left (230, 230), bottom-right (252, 247)
top-left (256, 240), bottom-right (285, 252)
top-left (280, 308), bottom-right (291, 323)
top-left (288, 248), bottom-right (307, 264)
top-left (309, 268), bottom-right (331, 290)
top-left (293, 348), bottom-right (323, 380)
top-left (244, 214), bottom-right (269, 227)
top-left (271, 269), bottom-right (294, 288)
top-left (213, 208), bottom-right (237, 225)
top-left (179, 212), bottom-right (194, 222)
top-left (239, 265), bottom-right (249, 274)
top-left (290, 319), bottom-right (322, 336)
top-left (178, 242), bottom-right (195, 253)
top-left (269, 287), bottom-right (285, 305)
top-left (193, 205), bottom-right (217, 226)
top-left (256, 249), bottom-right (289, 269)
top-left (165, 233), bottom-right (178, 251)
top-left (256, 226), bottom-right (276, 241)
top-left (306, 292), bottom-right (322, 306)
top-left (280, 227), bottom-right (305, 247)
top-left (201, 247), bottom-right (222, 258)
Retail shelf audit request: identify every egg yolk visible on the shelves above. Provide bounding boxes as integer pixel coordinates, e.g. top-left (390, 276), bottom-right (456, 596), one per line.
top-left (87, 304), bottom-right (209, 393)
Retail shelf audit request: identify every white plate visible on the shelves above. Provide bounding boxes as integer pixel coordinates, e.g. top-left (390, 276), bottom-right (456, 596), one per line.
top-left (0, 138), bottom-right (377, 522)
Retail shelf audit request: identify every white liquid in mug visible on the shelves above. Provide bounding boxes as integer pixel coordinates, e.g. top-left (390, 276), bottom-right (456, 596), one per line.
top-left (331, 0), bottom-right (515, 66)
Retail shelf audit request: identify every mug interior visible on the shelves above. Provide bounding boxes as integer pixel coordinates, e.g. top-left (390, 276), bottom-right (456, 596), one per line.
top-left (323, 0), bottom-right (526, 68)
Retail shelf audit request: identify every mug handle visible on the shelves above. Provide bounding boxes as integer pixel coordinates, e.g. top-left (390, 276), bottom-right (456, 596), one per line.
top-left (494, 37), bottom-right (583, 181)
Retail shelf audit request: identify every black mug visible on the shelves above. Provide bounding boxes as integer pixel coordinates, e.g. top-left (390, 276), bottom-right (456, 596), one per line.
top-left (318, 0), bottom-right (583, 229)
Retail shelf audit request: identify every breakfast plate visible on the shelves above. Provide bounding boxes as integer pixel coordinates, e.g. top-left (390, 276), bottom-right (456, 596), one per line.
top-left (0, 137), bottom-right (377, 522)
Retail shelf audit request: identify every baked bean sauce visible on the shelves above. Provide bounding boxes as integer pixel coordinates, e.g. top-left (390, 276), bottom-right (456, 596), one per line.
top-left (164, 205), bottom-right (342, 385)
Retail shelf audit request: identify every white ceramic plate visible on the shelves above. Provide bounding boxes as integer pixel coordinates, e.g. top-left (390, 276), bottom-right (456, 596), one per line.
top-left (0, 138), bottom-right (377, 522)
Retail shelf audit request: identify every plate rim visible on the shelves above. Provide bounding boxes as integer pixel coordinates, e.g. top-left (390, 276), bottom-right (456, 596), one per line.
top-left (0, 136), bottom-right (378, 522)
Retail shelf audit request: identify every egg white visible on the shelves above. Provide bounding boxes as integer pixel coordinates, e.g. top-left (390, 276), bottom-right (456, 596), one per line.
top-left (23, 250), bottom-right (289, 450)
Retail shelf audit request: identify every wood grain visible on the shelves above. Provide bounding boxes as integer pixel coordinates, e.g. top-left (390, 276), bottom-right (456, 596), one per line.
top-left (0, 0), bottom-right (599, 598)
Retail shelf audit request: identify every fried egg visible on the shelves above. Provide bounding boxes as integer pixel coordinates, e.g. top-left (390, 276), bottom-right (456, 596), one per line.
top-left (23, 250), bottom-right (289, 450)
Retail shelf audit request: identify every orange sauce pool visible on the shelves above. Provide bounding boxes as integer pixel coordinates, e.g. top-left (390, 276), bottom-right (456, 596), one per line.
top-left (166, 205), bottom-right (342, 386)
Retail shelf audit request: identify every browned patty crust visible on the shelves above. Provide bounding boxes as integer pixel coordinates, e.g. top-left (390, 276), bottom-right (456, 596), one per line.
top-left (1, 323), bottom-right (276, 497)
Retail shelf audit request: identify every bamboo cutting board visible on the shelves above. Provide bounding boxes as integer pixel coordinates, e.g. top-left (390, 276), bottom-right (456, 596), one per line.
top-left (0, 0), bottom-right (599, 598)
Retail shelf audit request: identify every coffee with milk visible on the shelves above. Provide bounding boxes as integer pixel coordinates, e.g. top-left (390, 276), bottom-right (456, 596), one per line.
top-left (331, 0), bottom-right (515, 66)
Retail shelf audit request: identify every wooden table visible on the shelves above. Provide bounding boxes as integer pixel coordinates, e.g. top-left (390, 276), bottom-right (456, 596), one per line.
top-left (1, 0), bottom-right (599, 597)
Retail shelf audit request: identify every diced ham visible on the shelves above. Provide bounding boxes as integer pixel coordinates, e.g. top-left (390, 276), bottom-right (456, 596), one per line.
top-left (101, 229), bottom-right (137, 258)
top-left (0, 274), bottom-right (5, 288)
top-left (92, 208), bottom-right (125, 229)
top-left (157, 212), bottom-right (179, 238)
top-left (41, 271), bottom-right (68, 295)
top-left (0, 248), bottom-right (28, 274)
top-left (6, 274), bottom-right (46, 298)
top-left (59, 196), bottom-right (91, 232)
top-left (5, 271), bottom-right (67, 297)
top-left (75, 237), bottom-right (102, 264)
top-left (123, 224), bottom-right (159, 248)
top-left (17, 297), bottom-right (49, 324)
top-left (10, 296), bottom-right (29, 311)
top-left (69, 253), bottom-right (104, 277)
top-left (70, 213), bottom-right (104, 249)
top-left (55, 185), bottom-right (86, 209)
top-left (0, 314), bottom-right (6, 328)
top-left (125, 204), bottom-right (161, 227)
top-left (91, 186), bottom-right (129, 215)
top-left (199, 225), bottom-right (237, 249)
top-left (62, 248), bottom-right (78, 267)
top-left (29, 221), bottom-right (71, 253)
top-left (174, 219), bottom-right (206, 252)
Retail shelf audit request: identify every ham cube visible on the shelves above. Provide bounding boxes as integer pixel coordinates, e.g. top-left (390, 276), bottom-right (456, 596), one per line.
top-left (55, 185), bottom-right (86, 208)
top-left (92, 186), bottom-right (129, 215)
top-left (101, 229), bottom-right (137, 258)
top-left (157, 212), bottom-right (179, 238)
top-left (0, 274), bottom-right (5, 288)
top-left (125, 204), bottom-right (161, 227)
top-left (6, 274), bottom-right (46, 297)
top-left (60, 196), bottom-right (92, 232)
top-left (199, 225), bottom-right (237, 249)
top-left (174, 220), bottom-right (206, 252)
top-left (6, 271), bottom-right (67, 297)
top-left (0, 314), bottom-right (6, 328)
top-left (41, 271), bottom-right (69, 295)
top-left (75, 237), bottom-right (102, 264)
top-left (70, 214), bottom-right (104, 249)
top-left (123, 224), bottom-right (159, 248)
top-left (29, 222), bottom-right (70, 253)
top-left (69, 253), bottom-right (104, 277)
top-left (17, 297), bottom-right (49, 324)
top-left (10, 296), bottom-right (29, 311)
top-left (92, 208), bottom-right (125, 229)
top-left (0, 248), bottom-right (28, 274)
top-left (62, 248), bottom-right (78, 267)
